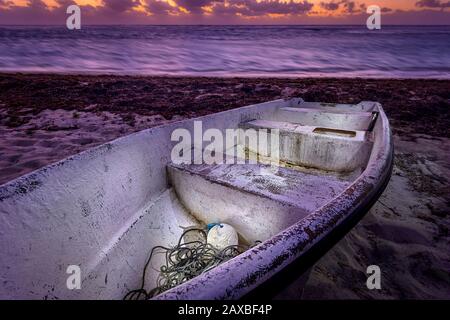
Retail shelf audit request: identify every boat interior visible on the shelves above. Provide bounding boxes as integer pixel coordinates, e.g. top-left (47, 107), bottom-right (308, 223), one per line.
top-left (148, 102), bottom-right (378, 296)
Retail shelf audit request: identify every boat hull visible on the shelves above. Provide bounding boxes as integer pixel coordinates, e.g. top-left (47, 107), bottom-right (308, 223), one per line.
top-left (0, 98), bottom-right (393, 300)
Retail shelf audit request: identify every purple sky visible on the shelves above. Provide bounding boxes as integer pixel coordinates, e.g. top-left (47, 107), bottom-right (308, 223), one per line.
top-left (0, 0), bottom-right (449, 24)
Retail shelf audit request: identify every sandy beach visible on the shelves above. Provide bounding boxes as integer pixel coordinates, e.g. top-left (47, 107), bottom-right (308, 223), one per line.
top-left (0, 73), bottom-right (449, 299)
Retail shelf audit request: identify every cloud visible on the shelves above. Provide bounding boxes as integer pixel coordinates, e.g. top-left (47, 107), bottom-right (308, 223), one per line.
top-left (320, 1), bottom-right (340, 11)
top-left (0, 0), bottom-right (53, 22)
top-left (212, 0), bottom-right (314, 17)
top-left (174, 0), bottom-right (218, 13)
top-left (0, 0), bottom-right (13, 7)
top-left (103, 0), bottom-right (139, 13)
top-left (144, 0), bottom-right (179, 15)
top-left (320, 0), bottom-right (359, 13)
top-left (342, 1), bottom-right (355, 13)
top-left (144, 0), bottom-right (315, 17)
top-left (242, 0), bottom-right (313, 16)
top-left (416, 0), bottom-right (450, 9)
top-left (0, 0), bottom-right (145, 24)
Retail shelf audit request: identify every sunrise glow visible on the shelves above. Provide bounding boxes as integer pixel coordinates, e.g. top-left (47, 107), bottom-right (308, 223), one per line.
top-left (0, 0), bottom-right (449, 24)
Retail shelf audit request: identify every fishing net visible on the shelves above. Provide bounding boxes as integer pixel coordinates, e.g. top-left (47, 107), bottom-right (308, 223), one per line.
top-left (124, 227), bottom-right (260, 300)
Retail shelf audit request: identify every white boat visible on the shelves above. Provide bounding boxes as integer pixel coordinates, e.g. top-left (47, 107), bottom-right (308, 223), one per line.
top-left (0, 98), bottom-right (393, 300)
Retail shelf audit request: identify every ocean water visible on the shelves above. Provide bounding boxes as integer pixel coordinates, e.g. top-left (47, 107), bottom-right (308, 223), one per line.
top-left (0, 25), bottom-right (449, 78)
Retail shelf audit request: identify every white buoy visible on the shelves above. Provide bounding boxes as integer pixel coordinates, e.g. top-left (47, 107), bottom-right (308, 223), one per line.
top-left (207, 223), bottom-right (238, 250)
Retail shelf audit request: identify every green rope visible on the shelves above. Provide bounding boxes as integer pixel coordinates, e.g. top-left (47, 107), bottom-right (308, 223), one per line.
top-left (124, 228), bottom-right (260, 300)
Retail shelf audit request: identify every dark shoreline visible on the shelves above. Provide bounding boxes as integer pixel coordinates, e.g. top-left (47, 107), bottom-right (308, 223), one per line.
top-left (1, 73), bottom-right (449, 136)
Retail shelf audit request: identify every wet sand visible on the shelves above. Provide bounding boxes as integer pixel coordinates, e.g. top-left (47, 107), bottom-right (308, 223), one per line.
top-left (0, 73), bottom-right (449, 299)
